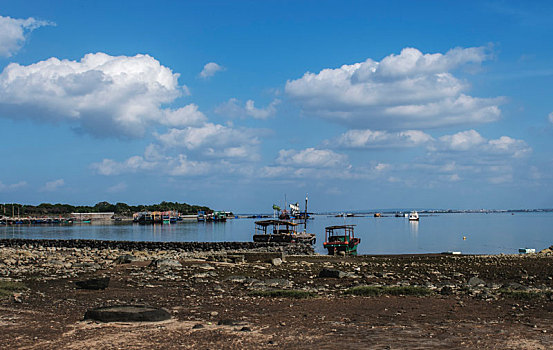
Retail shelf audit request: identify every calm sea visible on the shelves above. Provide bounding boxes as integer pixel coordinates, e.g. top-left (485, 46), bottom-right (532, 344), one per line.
top-left (1, 212), bottom-right (552, 255)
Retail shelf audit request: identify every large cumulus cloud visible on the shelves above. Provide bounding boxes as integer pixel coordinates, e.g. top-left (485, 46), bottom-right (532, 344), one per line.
top-left (285, 47), bottom-right (502, 129)
top-left (0, 52), bottom-right (205, 138)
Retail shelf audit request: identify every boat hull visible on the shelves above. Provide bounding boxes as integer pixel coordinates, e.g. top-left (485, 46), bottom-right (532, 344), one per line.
top-left (253, 233), bottom-right (316, 244)
top-left (324, 243), bottom-right (359, 256)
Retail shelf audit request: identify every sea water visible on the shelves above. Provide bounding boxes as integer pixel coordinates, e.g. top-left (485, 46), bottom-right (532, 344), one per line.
top-left (1, 212), bottom-right (552, 255)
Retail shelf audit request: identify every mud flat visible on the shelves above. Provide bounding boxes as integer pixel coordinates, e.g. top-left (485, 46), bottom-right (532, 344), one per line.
top-left (1, 240), bottom-right (553, 349)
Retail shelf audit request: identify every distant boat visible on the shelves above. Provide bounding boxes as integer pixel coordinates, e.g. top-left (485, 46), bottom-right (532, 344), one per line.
top-left (206, 211), bottom-right (227, 222)
top-left (323, 225), bottom-right (361, 256)
top-left (408, 211), bottom-right (419, 221)
top-left (374, 213), bottom-right (381, 217)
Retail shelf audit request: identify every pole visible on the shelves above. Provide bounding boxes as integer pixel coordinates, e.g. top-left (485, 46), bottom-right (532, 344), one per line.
top-left (304, 193), bottom-right (308, 230)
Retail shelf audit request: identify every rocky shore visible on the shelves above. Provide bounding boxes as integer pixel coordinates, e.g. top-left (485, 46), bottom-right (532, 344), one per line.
top-left (2, 240), bottom-right (553, 349)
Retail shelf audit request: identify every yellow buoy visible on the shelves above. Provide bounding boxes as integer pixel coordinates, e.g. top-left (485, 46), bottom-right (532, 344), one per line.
top-left (463, 236), bottom-right (466, 240)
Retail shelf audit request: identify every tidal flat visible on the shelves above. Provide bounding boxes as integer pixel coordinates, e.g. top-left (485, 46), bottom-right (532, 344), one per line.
top-left (1, 240), bottom-right (553, 349)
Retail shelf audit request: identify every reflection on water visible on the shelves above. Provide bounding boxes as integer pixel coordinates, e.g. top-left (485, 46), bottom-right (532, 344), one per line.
top-left (1, 212), bottom-right (553, 255)
top-left (409, 220), bottom-right (419, 237)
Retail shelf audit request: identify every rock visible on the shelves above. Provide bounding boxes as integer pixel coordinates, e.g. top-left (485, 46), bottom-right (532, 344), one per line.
top-left (271, 258), bottom-right (283, 266)
top-left (225, 275), bottom-right (248, 283)
top-left (319, 268), bottom-right (346, 279)
top-left (227, 255), bottom-right (245, 263)
top-left (149, 259), bottom-right (182, 268)
top-left (115, 254), bottom-right (139, 264)
top-left (198, 264), bottom-right (215, 270)
top-left (84, 305), bottom-right (171, 322)
top-left (503, 282), bottom-right (526, 290)
top-left (75, 277), bottom-right (110, 290)
top-left (218, 319), bottom-right (236, 326)
top-left (192, 323), bottom-right (204, 329)
top-left (12, 293), bottom-right (22, 303)
top-left (240, 326), bottom-right (252, 332)
top-left (467, 277), bottom-right (486, 288)
top-left (264, 279), bottom-right (292, 288)
top-left (72, 262), bottom-right (101, 269)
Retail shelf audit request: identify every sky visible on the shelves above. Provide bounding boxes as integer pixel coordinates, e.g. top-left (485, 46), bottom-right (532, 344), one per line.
top-left (0, 0), bottom-right (552, 212)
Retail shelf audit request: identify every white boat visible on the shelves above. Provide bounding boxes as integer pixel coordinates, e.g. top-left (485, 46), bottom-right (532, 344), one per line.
top-left (408, 211), bottom-right (419, 221)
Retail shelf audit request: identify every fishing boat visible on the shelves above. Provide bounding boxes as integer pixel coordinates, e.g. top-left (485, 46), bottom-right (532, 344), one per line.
top-left (323, 225), bottom-right (361, 255)
top-left (408, 211), bottom-right (419, 221)
top-left (134, 212), bottom-right (153, 224)
top-left (206, 211), bottom-right (227, 222)
top-left (253, 220), bottom-right (316, 244)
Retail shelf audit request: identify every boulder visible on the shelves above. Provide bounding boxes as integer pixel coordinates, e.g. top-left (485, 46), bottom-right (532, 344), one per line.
top-left (149, 259), bottom-right (182, 268)
top-left (467, 277), bottom-right (486, 288)
top-left (114, 254), bottom-right (139, 264)
top-left (319, 268), bottom-right (346, 279)
top-left (84, 305), bottom-right (171, 322)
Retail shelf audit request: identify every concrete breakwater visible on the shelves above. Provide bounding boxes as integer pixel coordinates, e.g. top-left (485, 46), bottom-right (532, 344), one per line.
top-left (0, 238), bottom-right (314, 255)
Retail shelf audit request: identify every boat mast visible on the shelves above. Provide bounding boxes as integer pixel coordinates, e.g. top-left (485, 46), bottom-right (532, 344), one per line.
top-left (304, 193), bottom-right (308, 230)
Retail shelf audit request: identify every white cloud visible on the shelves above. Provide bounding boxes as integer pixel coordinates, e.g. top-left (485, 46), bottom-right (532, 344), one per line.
top-left (42, 179), bottom-right (64, 191)
top-left (91, 156), bottom-right (157, 176)
top-left (199, 62), bottom-right (224, 79)
top-left (0, 180), bottom-right (27, 191)
top-left (0, 52), bottom-right (194, 138)
top-left (276, 148), bottom-right (349, 168)
top-left (285, 47), bottom-right (502, 129)
top-left (374, 163), bottom-right (391, 172)
top-left (215, 98), bottom-right (280, 119)
top-left (155, 123), bottom-right (260, 159)
top-left (438, 130), bottom-right (486, 151)
top-left (549, 112), bottom-right (553, 124)
top-left (0, 15), bottom-right (54, 57)
top-left (167, 155), bottom-right (211, 176)
top-left (92, 153), bottom-right (213, 177)
top-left (437, 130), bottom-right (531, 157)
top-left (161, 104), bottom-right (207, 127)
top-left (333, 129), bottom-right (433, 148)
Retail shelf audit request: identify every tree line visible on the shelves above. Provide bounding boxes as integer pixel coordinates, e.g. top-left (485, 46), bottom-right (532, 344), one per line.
top-left (0, 201), bottom-right (213, 217)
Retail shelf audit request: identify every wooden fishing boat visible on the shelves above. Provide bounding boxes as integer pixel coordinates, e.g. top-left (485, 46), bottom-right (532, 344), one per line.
top-left (323, 225), bottom-right (361, 255)
top-left (253, 220), bottom-right (316, 244)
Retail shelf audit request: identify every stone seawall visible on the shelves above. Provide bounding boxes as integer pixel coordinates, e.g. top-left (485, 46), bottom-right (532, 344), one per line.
top-left (0, 239), bottom-right (314, 255)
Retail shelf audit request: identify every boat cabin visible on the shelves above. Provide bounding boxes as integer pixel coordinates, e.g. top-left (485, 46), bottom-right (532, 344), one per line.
top-left (255, 220), bottom-right (298, 236)
top-left (323, 225), bottom-right (361, 255)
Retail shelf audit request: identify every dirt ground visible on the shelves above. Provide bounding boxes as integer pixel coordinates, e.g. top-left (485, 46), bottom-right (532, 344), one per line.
top-left (2, 253), bottom-right (553, 349)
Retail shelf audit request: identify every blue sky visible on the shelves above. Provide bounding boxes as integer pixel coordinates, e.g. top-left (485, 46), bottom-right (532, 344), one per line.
top-left (0, 1), bottom-right (552, 212)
